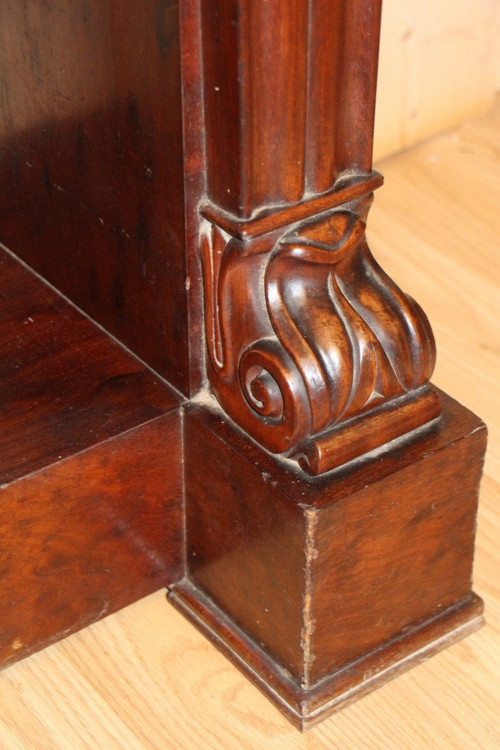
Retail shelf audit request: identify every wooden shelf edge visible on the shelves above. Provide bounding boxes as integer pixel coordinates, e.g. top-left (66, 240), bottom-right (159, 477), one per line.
top-left (0, 247), bottom-right (185, 666)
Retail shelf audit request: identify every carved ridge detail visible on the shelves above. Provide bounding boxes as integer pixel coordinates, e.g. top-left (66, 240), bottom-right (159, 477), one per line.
top-left (200, 188), bottom-right (440, 474)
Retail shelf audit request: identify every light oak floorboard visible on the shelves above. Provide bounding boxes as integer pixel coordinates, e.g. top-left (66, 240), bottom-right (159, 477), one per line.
top-left (0, 105), bottom-right (498, 749)
top-left (374, 0), bottom-right (498, 161)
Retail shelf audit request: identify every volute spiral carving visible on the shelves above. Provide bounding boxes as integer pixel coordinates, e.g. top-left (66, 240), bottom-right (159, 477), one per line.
top-left (200, 190), bottom-right (440, 474)
top-left (196, 0), bottom-right (440, 474)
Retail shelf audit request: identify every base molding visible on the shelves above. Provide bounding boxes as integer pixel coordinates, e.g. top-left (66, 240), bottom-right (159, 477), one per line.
top-left (176, 391), bottom-right (487, 729)
top-left (169, 581), bottom-right (484, 731)
top-left (0, 248), bottom-right (487, 731)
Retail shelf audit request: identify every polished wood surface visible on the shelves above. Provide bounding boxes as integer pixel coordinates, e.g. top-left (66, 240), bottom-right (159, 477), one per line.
top-left (0, 0), bottom-right (493, 734)
top-left (197, 0), bottom-right (440, 474)
top-left (0, 249), bottom-right (180, 482)
top-left (174, 387), bottom-right (484, 729)
top-left (0, 246), bottom-right (183, 668)
top-left (180, 0), bottom-right (474, 710)
top-left (200, 0), bottom-right (380, 214)
top-left (0, 1), bottom-right (189, 392)
top-left (0, 105), bottom-right (496, 747)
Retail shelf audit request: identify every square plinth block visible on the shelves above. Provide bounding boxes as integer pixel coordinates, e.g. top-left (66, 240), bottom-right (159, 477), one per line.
top-left (169, 390), bottom-right (486, 730)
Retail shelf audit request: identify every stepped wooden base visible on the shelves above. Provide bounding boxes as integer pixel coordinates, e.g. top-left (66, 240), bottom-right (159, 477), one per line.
top-left (0, 247), bottom-right (486, 729)
top-left (170, 393), bottom-right (487, 729)
top-left (169, 582), bottom-right (483, 731)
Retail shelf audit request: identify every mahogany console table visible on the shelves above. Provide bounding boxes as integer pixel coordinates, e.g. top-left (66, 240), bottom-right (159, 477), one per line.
top-left (0, 0), bottom-right (486, 730)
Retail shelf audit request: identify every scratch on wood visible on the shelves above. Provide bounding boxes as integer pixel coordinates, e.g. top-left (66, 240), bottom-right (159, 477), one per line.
top-left (301, 507), bottom-right (318, 688)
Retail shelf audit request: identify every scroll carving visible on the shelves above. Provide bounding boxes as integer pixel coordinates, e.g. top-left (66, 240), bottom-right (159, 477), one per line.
top-left (197, 0), bottom-right (440, 474)
top-left (200, 190), bottom-right (441, 474)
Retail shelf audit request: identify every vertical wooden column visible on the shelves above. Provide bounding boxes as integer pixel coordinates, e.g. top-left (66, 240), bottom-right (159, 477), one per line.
top-left (201, 0), bottom-right (379, 213)
top-left (170, 0), bottom-right (486, 730)
top-left (196, 0), bottom-right (440, 474)
top-left (0, 0), bottom-right (486, 731)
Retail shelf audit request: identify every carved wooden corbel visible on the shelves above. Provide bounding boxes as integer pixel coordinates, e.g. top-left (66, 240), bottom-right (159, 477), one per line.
top-left (200, 186), bottom-right (440, 473)
top-left (198, 0), bottom-right (440, 474)
top-left (177, 0), bottom-right (486, 731)
top-left (0, 0), bottom-right (486, 731)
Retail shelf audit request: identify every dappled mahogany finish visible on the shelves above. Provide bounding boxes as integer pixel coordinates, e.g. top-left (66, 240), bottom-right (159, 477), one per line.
top-left (0, 0), bottom-right (189, 392)
top-left (0, 249), bottom-right (179, 483)
top-left (0, 248), bottom-right (183, 666)
top-left (0, 0), bottom-right (486, 733)
top-left (172, 394), bottom-right (486, 729)
top-left (200, 0), bottom-right (381, 214)
top-left (198, 0), bottom-right (440, 473)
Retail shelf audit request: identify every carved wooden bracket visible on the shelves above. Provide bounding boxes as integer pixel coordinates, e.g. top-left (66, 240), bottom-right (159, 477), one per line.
top-left (200, 181), bottom-right (439, 473)
top-left (197, 0), bottom-right (441, 473)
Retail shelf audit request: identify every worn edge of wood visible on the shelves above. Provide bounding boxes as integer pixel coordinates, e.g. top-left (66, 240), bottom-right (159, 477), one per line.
top-left (168, 579), bottom-right (484, 731)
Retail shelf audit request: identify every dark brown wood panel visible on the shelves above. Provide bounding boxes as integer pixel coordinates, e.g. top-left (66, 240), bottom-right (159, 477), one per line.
top-left (200, 0), bottom-right (310, 216)
top-left (308, 414), bottom-right (486, 683)
top-left (200, 0), bottom-right (382, 219)
top-left (305, 0), bottom-right (345, 193)
top-left (336, 0), bottom-right (382, 172)
top-left (0, 414), bottom-right (183, 669)
top-left (177, 391), bottom-right (486, 727)
top-left (0, 0), bottom-right (190, 392)
top-left (0, 248), bottom-right (179, 484)
top-left (0, 246), bottom-right (184, 668)
top-left (183, 405), bottom-right (307, 680)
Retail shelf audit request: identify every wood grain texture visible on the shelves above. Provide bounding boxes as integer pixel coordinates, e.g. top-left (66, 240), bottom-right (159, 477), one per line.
top-left (0, 0), bottom-right (191, 392)
top-left (170, 582), bottom-right (484, 731)
top-left (173, 387), bottom-right (485, 728)
top-left (0, 248), bottom-right (180, 483)
top-left (198, 0), bottom-right (439, 473)
top-left (0, 102), bottom-right (495, 750)
top-left (200, 0), bottom-right (381, 216)
top-left (0, 414), bottom-right (183, 669)
top-left (0, 246), bottom-right (183, 668)
top-left (200, 189), bottom-right (440, 470)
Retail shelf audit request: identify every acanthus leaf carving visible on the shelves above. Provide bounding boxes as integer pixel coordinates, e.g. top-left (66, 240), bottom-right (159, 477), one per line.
top-left (200, 188), bottom-right (440, 474)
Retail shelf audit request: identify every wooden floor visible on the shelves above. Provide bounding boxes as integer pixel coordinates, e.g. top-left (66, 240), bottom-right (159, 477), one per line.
top-left (0, 106), bottom-right (498, 749)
